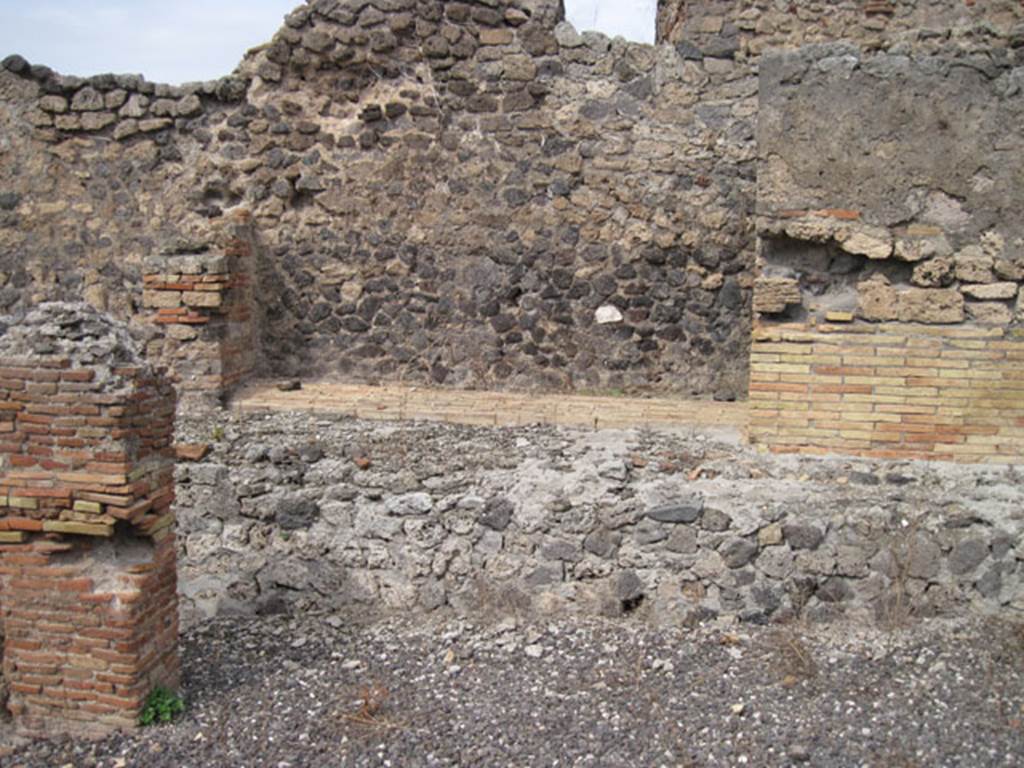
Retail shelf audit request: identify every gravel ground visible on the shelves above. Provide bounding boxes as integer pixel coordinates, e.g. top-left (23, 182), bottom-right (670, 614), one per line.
top-left (2, 611), bottom-right (1022, 768)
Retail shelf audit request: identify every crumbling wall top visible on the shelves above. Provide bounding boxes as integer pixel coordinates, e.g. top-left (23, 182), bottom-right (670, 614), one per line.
top-left (0, 302), bottom-right (149, 372)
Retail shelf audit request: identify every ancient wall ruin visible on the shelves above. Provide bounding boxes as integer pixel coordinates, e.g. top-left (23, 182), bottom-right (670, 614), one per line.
top-left (0, 305), bottom-right (179, 735)
top-left (0, 0), bottom-right (761, 399)
top-left (0, 0), bottom-right (1021, 649)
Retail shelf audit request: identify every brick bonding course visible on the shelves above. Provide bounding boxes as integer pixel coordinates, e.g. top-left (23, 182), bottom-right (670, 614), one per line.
top-left (0, 305), bottom-right (179, 736)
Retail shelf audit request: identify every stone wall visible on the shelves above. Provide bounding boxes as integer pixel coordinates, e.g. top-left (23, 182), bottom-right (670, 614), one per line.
top-left (2, 0), bottom-right (1021, 404)
top-left (0, 305), bottom-right (179, 736)
top-left (749, 44), bottom-right (1024, 462)
top-left (171, 407), bottom-right (1024, 627)
top-left (0, 0), bottom-right (761, 399)
top-left (656, 0), bottom-right (1024, 53)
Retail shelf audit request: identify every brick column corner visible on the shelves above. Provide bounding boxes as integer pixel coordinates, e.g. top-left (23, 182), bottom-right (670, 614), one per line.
top-left (0, 302), bottom-right (180, 737)
top-left (142, 212), bottom-right (259, 410)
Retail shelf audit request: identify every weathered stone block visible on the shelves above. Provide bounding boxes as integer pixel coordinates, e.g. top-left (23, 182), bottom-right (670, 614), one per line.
top-left (119, 94), bottom-right (149, 118)
top-left (480, 28), bottom-right (514, 45)
top-left (858, 279), bottom-right (964, 323)
top-left (104, 89), bottom-right (128, 109)
top-left (38, 95), bottom-right (68, 114)
top-left (757, 523), bottom-right (783, 546)
top-left (954, 246), bottom-right (994, 283)
top-left (912, 256), bottom-right (954, 287)
top-left (54, 114), bottom-right (82, 131)
top-left (386, 492), bottom-right (433, 516)
top-left (961, 282), bottom-right (1018, 301)
top-left (721, 537), bottom-right (758, 568)
top-left (139, 118), bottom-right (173, 133)
top-left (71, 86), bottom-right (104, 111)
top-left (837, 225), bottom-right (892, 260)
top-left (754, 276), bottom-right (802, 314)
top-left (183, 291), bottom-right (222, 309)
top-left (176, 94), bottom-right (202, 118)
top-left (949, 537), bottom-right (988, 576)
top-left (113, 119), bottom-right (139, 141)
top-left (80, 112), bottom-right (116, 131)
top-left (143, 290), bottom-right (182, 309)
top-left (894, 232), bottom-right (951, 262)
top-left (782, 523), bottom-right (823, 551)
top-left (150, 98), bottom-right (177, 117)
top-left (647, 494), bottom-right (704, 524)
top-left (965, 301), bottom-right (1013, 326)
top-left (898, 287), bottom-right (964, 323)
top-left (584, 528), bottom-right (620, 558)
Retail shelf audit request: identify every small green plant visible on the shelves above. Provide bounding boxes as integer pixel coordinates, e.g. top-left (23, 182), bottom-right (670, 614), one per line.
top-left (211, 425), bottom-right (225, 441)
top-left (139, 686), bottom-right (184, 726)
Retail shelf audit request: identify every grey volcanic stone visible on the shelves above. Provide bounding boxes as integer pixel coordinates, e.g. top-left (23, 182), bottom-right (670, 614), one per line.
top-left (818, 576), bottom-right (853, 603)
top-left (783, 524), bottom-right (824, 551)
top-left (525, 564), bottom-right (562, 587)
top-left (975, 564), bottom-right (1003, 598)
top-left (906, 533), bottom-right (942, 580)
top-left (297, 443), bottom-right (323, 463)
top-left (721, 538), bottom-right (758, 569)
top-left (386, 492), bottom-right (433, 516)
top-left (584, 529), bottom-right (619, 558)
top-left (666, 527), bottom-right (697, 554)
top-left (541, 539), bottom-right (580, 562)
top-left (635, 520), bottom-right (669, 545)
top-left (616, 570), bottom-right (644, 602)
top-left (480, 497), bottom-right (514, 531)
top-left (701, 508), bottom-right (732, 532)
top-left (949, 537), bottom-right (988, 576)
top-left (276, 496), bottom-right (320, 530)
top-left (647, 495), bottom-right (704, 524)
top-left (2, 54), bottom-right (30, 74)
top-left (418, 579), bottom-right (446, 611)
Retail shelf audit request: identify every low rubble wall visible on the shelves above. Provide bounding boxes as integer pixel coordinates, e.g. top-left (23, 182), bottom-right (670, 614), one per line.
top-left (172, 408), bottom-right (1024, 628)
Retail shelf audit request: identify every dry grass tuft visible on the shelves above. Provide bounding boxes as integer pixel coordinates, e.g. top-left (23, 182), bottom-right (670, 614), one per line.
top-left (339, 681), bottom-right (403, 731)
top-left (766, 627), bottom-right (819, 687)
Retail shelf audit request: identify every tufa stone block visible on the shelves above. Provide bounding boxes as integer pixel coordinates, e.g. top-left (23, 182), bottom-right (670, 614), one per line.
top-left (954, 246), bottom-right (994, 283)
top-left (961, 283), bottom-right (1018, 301)
top-left (143, 290), bottom-right (182, 309)
top-left (966, 301), bottom-right (1013, 326)
top-left (480, 28), bottom-right (514, 46)
top-left (754, 277), bottom-right (802, 314)
top-left (183, 291), bottom-right (222, 309)
top-left (857, 278), bottom-right (964, 324)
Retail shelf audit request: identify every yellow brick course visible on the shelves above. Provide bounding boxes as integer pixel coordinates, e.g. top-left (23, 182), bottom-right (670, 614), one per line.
top-left (749, 321), bottom-right (1024, 463)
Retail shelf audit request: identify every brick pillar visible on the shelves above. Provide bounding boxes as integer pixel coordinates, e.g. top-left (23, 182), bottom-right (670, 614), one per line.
top-left (0, 303), bottom-right (179, 736)
top-left (143, 214), bottom-right (259, 407)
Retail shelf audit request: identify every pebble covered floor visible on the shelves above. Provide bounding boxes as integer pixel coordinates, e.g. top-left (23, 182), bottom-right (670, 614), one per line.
top-left (2, 612), bottom-right (1022, 767)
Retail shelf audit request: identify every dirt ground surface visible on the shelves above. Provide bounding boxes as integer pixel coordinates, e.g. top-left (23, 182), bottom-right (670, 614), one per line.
top-left (1, 611), bottom-right (1022, 767)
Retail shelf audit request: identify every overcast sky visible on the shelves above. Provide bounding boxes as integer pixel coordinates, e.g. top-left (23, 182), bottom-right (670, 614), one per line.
top-left (0, 0), bottom-right (655, 84)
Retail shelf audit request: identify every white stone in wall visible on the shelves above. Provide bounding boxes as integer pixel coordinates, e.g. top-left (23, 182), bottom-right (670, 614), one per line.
top-left (595, 305), bottom-right (623, 324)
